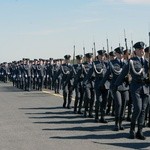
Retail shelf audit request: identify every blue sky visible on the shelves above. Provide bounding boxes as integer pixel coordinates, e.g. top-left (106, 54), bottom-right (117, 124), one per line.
top-left (0, 0), bottom-right (150, 62)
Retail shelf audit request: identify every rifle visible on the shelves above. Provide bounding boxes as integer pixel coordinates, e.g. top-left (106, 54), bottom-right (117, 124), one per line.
top-left (106, 39), bottom-right (109, 54)
top-left (124, 29), bottom-right (130, 60)
top-left (83, 46), bottom-right (85, 62)
top-left (73, 45), bottom-right (75, 64)
top-left (148, 32), bottom-right (150, 82)
top-left (124, 29), bottom-right (128, 50)
top-left (93, 42), bottom-right (96, 61)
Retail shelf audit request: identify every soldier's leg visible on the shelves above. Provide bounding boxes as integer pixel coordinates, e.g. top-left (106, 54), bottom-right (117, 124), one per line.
top-left (106, 90), bottom-right (112, 115)
top-left (62, 85), bottom-right (68, 108)
top-left (129, 90), bottom-right (142, 139)
top-left (67, 84), bottom-right (73, 109)
top-left (113, 90), bottom-right (122, 131)
top-left (119, 91), bottom-right (128, 130)
top-left (89, 88), bottom-right (94, 118)
top-left (136, 94), bottom-right (149, 140)
top-left (74, 87), bottom-right (79, 113)
top-left (84, 87), bottom-right (90, 118)
top-left (127, 91), bottom-right (132, 121)
top-left (100, 89), bottom-right (109, 123)
top-left (95, 87), bottom-right (101, 122)
top-left (78, 86), bottom-right (84, 114)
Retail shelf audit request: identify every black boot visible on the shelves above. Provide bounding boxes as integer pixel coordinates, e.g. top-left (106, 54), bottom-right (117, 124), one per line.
top-left (84, 111), bottom-right (88, 118)
top-left (63, 97), bottom-right (67, 108)
top-left (95, 110), bottom-right (99, 123)
top-left (100, 115), bottom-right (108, 123)
top-left (89, 111), bottom-right (94, 118)
top-left (136, 126), bottom-right (146, 140)
top-left (129, 123), bottom-right (135, 139)
top-left (119, 117), bottom-right (124, 130)
top-left (74, 97), bottom-right (78, 113)
top-left (114, 117), bottom-right (119, 131)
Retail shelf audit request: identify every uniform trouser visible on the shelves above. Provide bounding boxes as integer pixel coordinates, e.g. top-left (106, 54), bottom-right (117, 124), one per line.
top-left (54, 78), bottom-right (61, 93)
top-left (37, 76), bottom-right (43, 90)
top-left (74, 85), bottom-right (84, 112)
top-left (24, 77), bottom-right (31, 90)
top-left (127, 91), bottom-right (133, 118)
top-left (106, 90), bottom-right (114, 114)
top-left (113, 90), bottom-right (128, 119)
top-left (131, 88), bottom-right (149, 127)
top-left (49, 76), bottom-right (53, 90)
top-left (95, 87), bottom-right (108, 118)
top-left (63, 82), bottom-right (73, 106)
top-left (84, 86), bottom-right (95, 114)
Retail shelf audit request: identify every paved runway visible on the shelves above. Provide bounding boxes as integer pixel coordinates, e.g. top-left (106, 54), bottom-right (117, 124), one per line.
top-left (0, 82), bottom-right (150, 150)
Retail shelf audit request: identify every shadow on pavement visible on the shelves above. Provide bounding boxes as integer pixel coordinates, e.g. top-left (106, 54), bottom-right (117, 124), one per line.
top-left (50, 132), bottom-right (129, 140)
top-left (93, 141), bottom-right (150, 149)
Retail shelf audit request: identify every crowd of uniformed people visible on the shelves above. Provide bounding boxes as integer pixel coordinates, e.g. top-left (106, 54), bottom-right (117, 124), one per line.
top-left (0, 41), bottom-right (150, 140)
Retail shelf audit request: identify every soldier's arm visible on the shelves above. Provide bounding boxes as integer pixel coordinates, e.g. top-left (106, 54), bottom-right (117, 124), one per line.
top-left (99, 66), bottom-right (111, 87)
top-left (83, 66), bottom-right (93, 86)
top-left (114, 62), bottom-right (130, 87)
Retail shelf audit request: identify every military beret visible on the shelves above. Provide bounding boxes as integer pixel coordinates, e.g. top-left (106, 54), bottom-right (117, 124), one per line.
top-left (34, 59), bottom-right (38, 61)
top-left (76, 55), bottom-right (83, 60)
top-left (85, 53), bottom-right (93, 58)
top-left (64, 55), bottom-right (71, 60)
top-left (49, 58), bottom-right (53, 60)
top-left (133, 41), bottom-right (145, 49)
top-left (114, 47), bottom-right (124, 54)
top-left (144, 46), bottom-right (149, 53)
top-left (97, 50), bottom-right (106, 55)
top-left (109, 51), bottom-right (115, 56)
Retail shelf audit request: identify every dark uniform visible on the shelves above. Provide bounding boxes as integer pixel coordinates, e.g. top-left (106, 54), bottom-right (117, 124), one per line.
top-left (115, 42), bottom-right (149, 140)
top-left (53, 59), bottom-right (61, 94)
top-left (93, 50), bottom-right (109, 123)
top-left (58, 55), bottom-right (74, 109)
top-left (100, 47), bottom-right (129, 131)
top-left (73, 55), bottom-right (84, 114)
top-left (37, 60), bottom-right (45, 91)
top-left (31, 59), bottom-right (38, 90)
top-left (83, 53), bottom-right (95, 118)
top-left (23, 59), bottom-right (31, 91)
top-left (106, 51), bottom-right (115, 116)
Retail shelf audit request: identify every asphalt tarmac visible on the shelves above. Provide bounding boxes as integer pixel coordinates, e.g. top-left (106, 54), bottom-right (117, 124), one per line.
top-left (0, 82), bottom-right (150, 150)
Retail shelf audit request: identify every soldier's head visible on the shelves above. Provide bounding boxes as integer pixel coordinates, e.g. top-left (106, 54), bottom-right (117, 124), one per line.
top-left (97, 50), bottom-right (106, 61)
top-left (64, 55), bottom-right (71, 64)
top-left (109, 51), bottom-right (115, 60)
top-left (39, 59), bottom-right (43, 65)
top-left (76, 55), bottom-right (83, 64)
top-left (49, 58), bottom-right (53, 65)
top-left (85, 53), bottom-right (93, 63)
top-left (144, 46), bottom-right (149, 59)
top-left (133, 42), bottom-right (145, 57)
top-left (34, 59), bottom-right (38, 65)
top-left (114, 47), bottom-right (124, 59)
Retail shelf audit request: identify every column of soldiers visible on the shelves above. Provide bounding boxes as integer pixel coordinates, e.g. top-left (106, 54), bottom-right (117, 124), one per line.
top-left (0, 41), bottom-right (149, 140)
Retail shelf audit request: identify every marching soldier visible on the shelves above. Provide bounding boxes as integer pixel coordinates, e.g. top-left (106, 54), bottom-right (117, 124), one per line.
top-left (37, 59), bottom-right (45, 91)
top-left (82, 53), bottom-right (95, 118)
top-left (106, 51), bottom-right (115, 116)
top-left (46, 58), bottom-right (54, 90)
top-left (115, 42), bottom-right (149, 140)
top-left (100, 47), bottom-right (129, 131)
top-left (31, 59), bottom-right (38, 90)
top-left (57, 55), bottom-right (74, 109)
top-left (53, 59), bottom-right (61, 94)
top-left (23, 59), bottom-right (31, 91)
top-left (73, 55), bottom-right (84, 114)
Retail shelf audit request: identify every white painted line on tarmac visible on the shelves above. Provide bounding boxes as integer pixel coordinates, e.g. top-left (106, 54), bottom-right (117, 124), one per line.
top-left (42, 90), bottom-right (75, 100)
